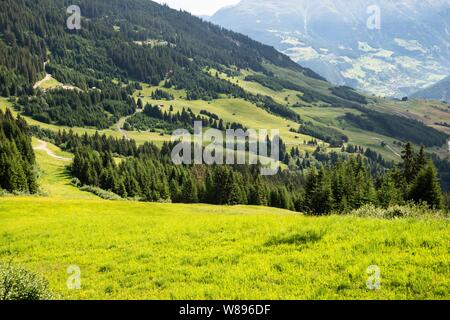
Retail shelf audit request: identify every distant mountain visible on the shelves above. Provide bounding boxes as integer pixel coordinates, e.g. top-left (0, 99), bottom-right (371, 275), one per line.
top-left (197, 15), bottom-right (211, 20)
top-left (211, 0), bottom-right (450, 97)
top-left (411, 76), bottom-right (450, 101)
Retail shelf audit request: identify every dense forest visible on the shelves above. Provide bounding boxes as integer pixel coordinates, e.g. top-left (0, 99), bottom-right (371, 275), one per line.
top-left (295, 122), bottom-right (349, 147)
top-left (69, 139), bottom-right (445, 213)
top-left (0, 0), bottom-right (321, 98)
top-left (29, 126), bottom-right (445, 213)
top-left (0, 109), bottom-right (37, 194)
top-left (14, 84), bottom-right (137, 129)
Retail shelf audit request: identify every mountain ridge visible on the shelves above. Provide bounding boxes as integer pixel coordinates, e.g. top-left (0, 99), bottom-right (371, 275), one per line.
top-left (411, 75), bottom-right (450, 101)
top-left (211, 0), bottom-right (450, 97)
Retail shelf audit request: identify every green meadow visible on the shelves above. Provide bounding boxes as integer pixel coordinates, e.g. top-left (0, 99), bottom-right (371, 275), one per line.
top-left (1, 60), bottom-right (448, 301)
top-left (1, 198), bottom-right (448, 300)
top-left (0, 141), bottom-right (449, 300)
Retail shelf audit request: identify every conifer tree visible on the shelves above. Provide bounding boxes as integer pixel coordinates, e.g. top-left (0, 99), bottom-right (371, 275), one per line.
top-left (401, 142), bottom-right (416, 183)
top-left (409, 161), bottom-right (444, 209)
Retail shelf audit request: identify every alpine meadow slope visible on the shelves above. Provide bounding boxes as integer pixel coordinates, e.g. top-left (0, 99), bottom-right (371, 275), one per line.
top-left (0, 0), bottom-right (450, 301)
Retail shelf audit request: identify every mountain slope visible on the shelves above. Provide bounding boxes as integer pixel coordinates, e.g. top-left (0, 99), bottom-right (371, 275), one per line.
top-left (1, 0), bottom-right (448, 162)
top-left (1, 195), bottom-right (449, 299)
top-left (411, 76), bottom-right (450, 101)
top-left (211, 0), bottom-right (450, 97)
top-left (0, 0), bottom-right (322, 96)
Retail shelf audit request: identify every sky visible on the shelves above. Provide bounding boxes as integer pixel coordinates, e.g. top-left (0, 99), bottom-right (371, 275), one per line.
top-left (154, 0), bottom-right (241, 16)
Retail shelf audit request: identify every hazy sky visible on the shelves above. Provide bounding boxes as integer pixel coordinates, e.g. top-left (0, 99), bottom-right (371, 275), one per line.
top-left (154, 0), bottom-right (241, 16)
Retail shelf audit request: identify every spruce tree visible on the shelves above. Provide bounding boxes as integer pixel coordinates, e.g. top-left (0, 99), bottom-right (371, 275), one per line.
top-left (409, 161), bottom-right (444, 209)
top-left (401, 142), bottom-right (416, 183)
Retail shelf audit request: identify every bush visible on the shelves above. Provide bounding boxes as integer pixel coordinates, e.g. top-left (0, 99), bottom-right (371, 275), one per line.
top-left (351, 204), bottom-right (447, 219)
top-left (80, 185), bottom-right (122, 200)
top-left (70, 177), bottom-right (82, 188)
top-left (0, 262), bottom-right (53, 300)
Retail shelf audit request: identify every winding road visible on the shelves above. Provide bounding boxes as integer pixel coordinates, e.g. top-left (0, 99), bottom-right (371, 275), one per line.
top-left (33, 140), bottom-right (72, 162)
top-left (116, 108), bottom-right (143, 140)
top-left (33, 61), bottom-right (50, 89)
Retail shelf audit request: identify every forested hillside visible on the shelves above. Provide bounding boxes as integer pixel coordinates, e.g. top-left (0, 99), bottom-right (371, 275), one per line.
top-left (0, 109), bottom-right (37, 194)
top-left (31, 126), bottom-right (446, 213)
top-left (0, 0), bottom-right (449, 205)
top-left (0, 0), bottom-right (320, 97)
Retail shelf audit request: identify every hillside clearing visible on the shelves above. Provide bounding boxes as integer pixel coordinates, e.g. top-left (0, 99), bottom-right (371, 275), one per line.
top-left (0, 198), bottom-right (448, 300)
top-left (31, 138), bottom-right (98, 200)
top-left (33, 139), bottom-right (72, 162)
top-left (2, 140), bottom-right (447, 300)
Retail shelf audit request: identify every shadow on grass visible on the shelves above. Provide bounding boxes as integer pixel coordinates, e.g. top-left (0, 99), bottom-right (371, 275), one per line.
top-left (265, 230), bottom-right (325, 246)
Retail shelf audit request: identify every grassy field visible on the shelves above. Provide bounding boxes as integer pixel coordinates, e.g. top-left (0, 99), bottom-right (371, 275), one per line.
top-left (133, 83), bottom-right (313, 148)
top-left (0, 117), bottom-right (448, 301)
top-left (0, 198), bottom-right (448, 300)
top-left (32, 138), bottom-right (98, 200)
top-left (35, 75), bottom-right (63, 91)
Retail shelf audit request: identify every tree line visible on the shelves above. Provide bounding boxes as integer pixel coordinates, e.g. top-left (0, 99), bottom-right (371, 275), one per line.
top-left (126, 103), bottom-right (247, 134)
top-left (294, 122), bottom-right (349, 147)
top-left (0, 109), bottom-right (37, 194)
top-left (14, 83), bottom-right (136, 129)
top-left (63, 129), bottom-right (445, 213)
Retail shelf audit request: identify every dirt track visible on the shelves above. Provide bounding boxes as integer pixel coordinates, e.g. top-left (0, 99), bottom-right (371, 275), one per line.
top-left (33, 140), bottom-right (72, 162)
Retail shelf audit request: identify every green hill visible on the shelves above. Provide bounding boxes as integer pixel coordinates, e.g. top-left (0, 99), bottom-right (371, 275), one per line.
top-left (1, 195), bottom-right (448, 300)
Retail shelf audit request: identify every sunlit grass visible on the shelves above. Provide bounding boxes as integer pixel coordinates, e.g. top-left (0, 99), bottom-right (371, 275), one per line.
top-left (0, 198), bottom-right (448, 300)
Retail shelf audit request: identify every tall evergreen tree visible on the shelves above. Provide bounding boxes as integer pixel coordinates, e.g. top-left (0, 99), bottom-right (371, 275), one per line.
top-left (409, 161), bottom-right (444, 209)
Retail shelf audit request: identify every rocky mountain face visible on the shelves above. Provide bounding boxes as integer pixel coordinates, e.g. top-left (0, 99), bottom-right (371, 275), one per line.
top-left (211, 0), bottom-right (450, 97)
top-left (412, 75), bottom-right (450, 101)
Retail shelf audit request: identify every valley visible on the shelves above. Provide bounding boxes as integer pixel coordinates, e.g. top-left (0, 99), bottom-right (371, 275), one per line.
top-left (0, 0), bottom-right (449, 302)
top-left (210, 0), bottom-right (450, 98)
top-left (1, 135), bottom-right (447, 300)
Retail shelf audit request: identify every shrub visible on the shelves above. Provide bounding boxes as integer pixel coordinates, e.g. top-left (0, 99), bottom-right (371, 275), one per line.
top-left (80, 185), bottom-right (122, 200)
top-left (0, 262), bottom-right (53, 300)
top-left (351, 204), bottom-right (447, 219)
top-left (70, 177), bottom-right (82, 187)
